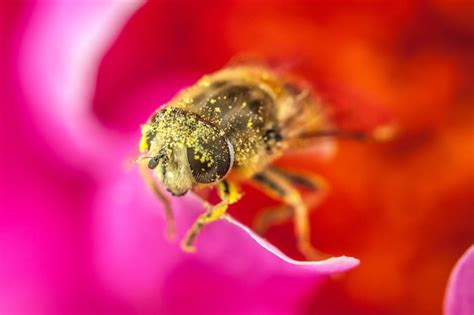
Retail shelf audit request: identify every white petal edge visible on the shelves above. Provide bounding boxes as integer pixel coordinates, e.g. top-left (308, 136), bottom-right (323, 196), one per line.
top-left (224, 215), bottom-right (360, 273)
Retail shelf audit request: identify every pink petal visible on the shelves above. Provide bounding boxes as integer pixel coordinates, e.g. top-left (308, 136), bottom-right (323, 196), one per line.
top-left (18, 1), bottom-right (144, 170)
top-left (93, 170), bottom-right (358, 314)
top-left (444, 246), bottom-right (474, 315)
top-left (226, 216), bottom-right (359, 274)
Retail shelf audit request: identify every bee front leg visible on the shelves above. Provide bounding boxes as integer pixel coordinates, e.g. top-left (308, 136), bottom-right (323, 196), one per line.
top-left (252, 168), bottom-right (329, 260)
top-left (139, 162), bottom-right (176, 239)
top-left (181, 180), bottom-right (242, 252)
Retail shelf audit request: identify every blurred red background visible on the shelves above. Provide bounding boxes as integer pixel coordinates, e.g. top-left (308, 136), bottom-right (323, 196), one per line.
top-left (225, 2), bottom-right (474, 314)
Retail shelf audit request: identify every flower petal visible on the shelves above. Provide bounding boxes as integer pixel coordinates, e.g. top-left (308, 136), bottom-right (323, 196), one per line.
top-left (93, 169), bottom-right (358, 314)
top-left (18, 1), bottom-right (144, 169)
top-left (444, 246), bottom-right (474, 315)
top-left (226, 215), bottom-right (359, 273)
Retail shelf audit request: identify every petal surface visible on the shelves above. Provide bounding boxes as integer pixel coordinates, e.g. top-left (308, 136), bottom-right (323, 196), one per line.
top-left (444, 246), bottom-right (474, 315)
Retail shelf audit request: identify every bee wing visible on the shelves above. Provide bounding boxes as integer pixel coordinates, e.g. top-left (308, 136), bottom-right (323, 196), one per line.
top-left (280, 79), bottom-right (396, 149)
top-left (226, 54), bottom-right (302, 74)
top-left (314, 80), bottom-right (396, 134)
top-left (277, 80), bottom-right (333, 149)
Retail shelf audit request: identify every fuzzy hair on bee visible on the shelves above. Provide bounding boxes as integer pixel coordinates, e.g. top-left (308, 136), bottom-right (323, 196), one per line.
top-left (137, 65), bottom-right (378, 259)
top-left (139, 66), bottom-right (329, 194)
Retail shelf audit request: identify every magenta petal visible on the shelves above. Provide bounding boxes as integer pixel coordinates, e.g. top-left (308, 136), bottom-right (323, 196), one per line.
top-left (444, 246), bottom-right (474, 315)
top-left (18, 1), bottom-right (143, 168)
top-left (93, 170), bottom-right (358, 314)
top-left (225, 215), bottom-right (359, 273)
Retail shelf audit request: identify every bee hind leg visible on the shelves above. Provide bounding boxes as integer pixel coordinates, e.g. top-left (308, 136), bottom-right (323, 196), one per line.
top-left (253, 205), bottom-right (293, 235)
top-left (181, 180), bottom-right (242, 252)
top-left (252, 168), bottom-right (329, 261)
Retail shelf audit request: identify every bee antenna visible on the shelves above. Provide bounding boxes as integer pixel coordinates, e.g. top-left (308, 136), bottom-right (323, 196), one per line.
top-left (300, 130), bottom-right (368, 141)
top-left (132, 155), bottom-right (153, 165)
top-left (136, 152), bottom-right (166, 162)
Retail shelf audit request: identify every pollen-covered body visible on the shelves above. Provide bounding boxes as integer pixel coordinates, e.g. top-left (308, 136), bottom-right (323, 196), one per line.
top-left (140, 66), bottom-right (330, 192)
top-left (139, 65), bottom-right (335, 258)
top-left (179, 67), bottom-right (331, 177)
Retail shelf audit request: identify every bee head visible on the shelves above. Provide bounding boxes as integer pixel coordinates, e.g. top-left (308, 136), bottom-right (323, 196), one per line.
top-left (140, 108), bottom-right (234, 196)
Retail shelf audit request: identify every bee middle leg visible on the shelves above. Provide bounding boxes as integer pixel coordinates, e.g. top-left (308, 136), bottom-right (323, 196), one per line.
top-left (253, 168), bottom-right (327, 234)
top-left (252, 168), bottom-right (328, 260)
top-left (181, 180), bottom-right (242, 252)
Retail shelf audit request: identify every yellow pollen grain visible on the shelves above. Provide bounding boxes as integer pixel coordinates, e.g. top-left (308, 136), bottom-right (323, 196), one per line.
top-left (247, 118), bottom-right (253, 128)
top-left (214, 107), bottom-right (221, 113)
top-left (209, 99), bottom-right (217, 104)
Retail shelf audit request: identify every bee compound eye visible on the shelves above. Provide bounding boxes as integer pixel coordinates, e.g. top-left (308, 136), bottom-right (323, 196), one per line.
top-left (186, 137), bottom-right (234, 184)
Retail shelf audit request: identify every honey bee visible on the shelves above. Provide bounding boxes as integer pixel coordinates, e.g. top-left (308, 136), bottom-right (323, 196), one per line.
top-left (138, 65), bottom-right (388, 259)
